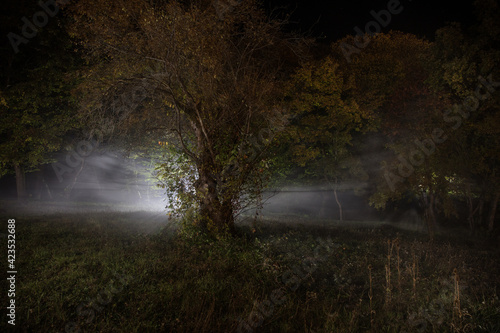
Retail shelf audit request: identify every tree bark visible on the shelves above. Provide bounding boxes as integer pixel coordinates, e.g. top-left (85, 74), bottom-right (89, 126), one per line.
top-left (466, 196), bottom-right (479, 230)
top-left (13, 163), bottom-right (27, 200)
top-left (333, 187), bottom-right (343, 221)
top-left (478, 198), bottom-right (484, 227)
top-left (64, 159), bottom-right (85, 199)
top-left (465, 183), bottom-right (476, 230)
top-left (422, 191), bottom-right (436, 240)
top-left (327, 176), bottom-right (343, 221)
top-left (35, 169), bottom-right (43, 200)
top-left (488, 192), bottom-right (499, 232)
top-left (428, 193), bottom-right (437, 237)
top-left (42, 177), bottom-right (53, 200)
top-left (92, 165), bottom-right (102, 195)
top-left (195, 162), bottom-right (235, 235)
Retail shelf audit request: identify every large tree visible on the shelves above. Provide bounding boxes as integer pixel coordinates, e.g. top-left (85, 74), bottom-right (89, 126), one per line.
top-left (65, 0), bottom-right (306, 234)
top-left (331, 32), bottom-right (447, 237)
top-left (0, 2), bottom-right (80, 200)
top-left (426, 0), bottom-right (500, 231)
top-left (284, 57), bottom-right (375, 220)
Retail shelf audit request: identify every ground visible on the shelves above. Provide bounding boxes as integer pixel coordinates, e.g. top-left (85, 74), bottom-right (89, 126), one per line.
top-left (1, 201), bottom-right (499, 332)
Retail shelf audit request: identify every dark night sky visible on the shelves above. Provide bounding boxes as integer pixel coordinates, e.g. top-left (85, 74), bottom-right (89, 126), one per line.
top-left (266, 0), bottom-right (477, 42)
top-left (1, 0), bottom-right (478, 57)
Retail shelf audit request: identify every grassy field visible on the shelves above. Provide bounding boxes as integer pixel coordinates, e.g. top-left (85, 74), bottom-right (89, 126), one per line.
top-left (1, 205), bottom-right (500, 332)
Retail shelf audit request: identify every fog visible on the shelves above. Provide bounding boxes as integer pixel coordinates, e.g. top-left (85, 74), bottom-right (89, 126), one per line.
top-left (240, 183), bottom-right (426, 232)
top-left (0, 146), bottom-right (429, 234)
top-left (0, 150), bottom-right (167, 212)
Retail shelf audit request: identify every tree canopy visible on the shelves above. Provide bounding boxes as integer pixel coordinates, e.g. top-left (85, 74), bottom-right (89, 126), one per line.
top-left (64, 0), bottom-right (307, 235)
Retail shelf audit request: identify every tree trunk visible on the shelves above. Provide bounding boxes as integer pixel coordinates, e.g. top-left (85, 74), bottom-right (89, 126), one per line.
top-left (478, 198), bottom-right (484, 227)
top-left (13, 163), bottom-right (27, 200)
top-left (488, 192), bottom-right (499, 232)
top-left (327, 176), bottom-right (343, 221)
top-left (427, 193), bottom-right (437, 238)
top-left (422, 191), bottom-right (436, 240)
top-left (333, 187), bottom-right (343, 221)
top-left (34, 169), bottom-right (43, 200)
top-left (465, 183), bottom-right (482, 230)
top-left (42, 177), bottom-right (53, 200)
top-left (466, 196), bottom-right (477, 230)
top-left (93, 165), bottom-right (102, 195)
top-left (195, 165), bottom-right (235, 235)
top-left (64, 159), bottom-right (85, 199)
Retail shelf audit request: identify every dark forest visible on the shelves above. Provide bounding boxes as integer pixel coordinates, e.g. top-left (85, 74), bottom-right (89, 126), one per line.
top-left (1, 0), bottom-right (499, 332)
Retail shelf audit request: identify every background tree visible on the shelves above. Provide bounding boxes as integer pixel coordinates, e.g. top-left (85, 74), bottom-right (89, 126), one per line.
top-left (331, 32), bottom-right (448, 237)
top-left (426, 0), bottom-right (500, 231)
top-left (285, 57), bottom-right (374, 220)
top-left (0, 6), bottom-right (80, 200)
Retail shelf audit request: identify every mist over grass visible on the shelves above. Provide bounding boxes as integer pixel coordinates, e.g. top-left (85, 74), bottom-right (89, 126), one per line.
top-left (0, 199), bottom-right (168, 215)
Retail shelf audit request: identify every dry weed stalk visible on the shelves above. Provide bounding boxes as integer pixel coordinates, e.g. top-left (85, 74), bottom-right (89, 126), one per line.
top-left (452, 268), bottom-right (462, 327)
top-left (385, 239), bottom-right (396, 304)
top-left (409, 251), bottom-right (418, 299)
top-left (368, 264), bottom-right (374, 327)
top-left (395, 238), bottom-right (401, 293)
